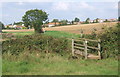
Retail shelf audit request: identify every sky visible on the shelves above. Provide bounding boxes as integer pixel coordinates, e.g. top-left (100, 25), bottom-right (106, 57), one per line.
top-left (0, 0), bottom-right (118, 25)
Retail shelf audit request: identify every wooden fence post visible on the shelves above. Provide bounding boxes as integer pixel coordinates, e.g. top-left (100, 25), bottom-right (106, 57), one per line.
top-left (84, 40), bottom-right (88, 59)
top-left (98, 39), bottom-right (101, 59)
top-left (46, 40), bottom-right (49, 53)
top-left (72, 38), bottom-right (74, 56)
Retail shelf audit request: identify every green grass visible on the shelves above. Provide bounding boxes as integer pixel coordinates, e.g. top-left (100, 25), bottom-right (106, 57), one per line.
top-left (3, 31), bottom-right (34, 36)
top-left (2, 52), bottom-right (118, 75)
top-left (3, 31), bottom-right (80, 39)
top-left (44, 31), bottom-right (80, 38)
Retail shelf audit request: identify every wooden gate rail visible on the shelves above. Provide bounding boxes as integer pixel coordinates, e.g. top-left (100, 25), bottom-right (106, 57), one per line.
top-left (72, 38), bottom-right (101, 59)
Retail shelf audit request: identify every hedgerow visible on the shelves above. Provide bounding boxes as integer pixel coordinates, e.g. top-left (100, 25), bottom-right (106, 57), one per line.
top-left (83, 23), bottom-right (119, 58)
top-left (2, 34), bottom-right (70, 55)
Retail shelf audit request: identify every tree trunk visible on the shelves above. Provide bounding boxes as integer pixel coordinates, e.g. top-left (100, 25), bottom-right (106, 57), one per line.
top-left (34, 25), bottom-right (44, 33)
top-left (34, 28), bottom-right (44, 33)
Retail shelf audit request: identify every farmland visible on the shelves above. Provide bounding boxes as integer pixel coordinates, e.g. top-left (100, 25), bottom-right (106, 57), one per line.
top-left (3, 22), bottom-right (117, 34)
top-left (2, 22), bottom-right (118, 75)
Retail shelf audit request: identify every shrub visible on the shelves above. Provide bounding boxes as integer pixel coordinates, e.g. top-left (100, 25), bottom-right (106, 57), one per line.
top-left (98, 23), bottom-right (119, 58)
top-left (2, 34), bottom-right (70, 55)
top-left (83, 23), bottom-right (119, 58)
top-left (2, 33), bottom-right (14, 39)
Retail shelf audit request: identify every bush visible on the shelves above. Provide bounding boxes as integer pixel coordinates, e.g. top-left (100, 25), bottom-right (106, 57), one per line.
top-left (2, 33), bottom-right (14, 39)
top-left (83, 23), bottom-right (119, 58)
top-left (2, 34), bottom-right (70, 55)
top-left (98, 23), bottom-right (119, 58)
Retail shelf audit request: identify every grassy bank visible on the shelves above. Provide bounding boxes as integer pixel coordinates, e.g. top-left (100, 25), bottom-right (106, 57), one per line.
top-left (2, 52), bottom-right (118, 75)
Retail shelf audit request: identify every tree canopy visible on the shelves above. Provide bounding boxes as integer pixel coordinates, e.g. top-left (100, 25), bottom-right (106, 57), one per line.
top-left (52, 19), bottom-right (59, 23)
top-left (0, 21), bottom-right (5, 32)
top-left (13, 22), bottom-right (23, 25)
top-left (74, 17), bottom-right (80, 22)
top-left (118, 16), bottom-right (120, 21)
top-left (59, 19), bottom-right (68, 25)
top-left (22, 9), bottom-right (48, 33)
top-left (0, 21), bottom-right (5, 29)
top-left (85, 18), bottom-right (90, 24)
top-left (52, 19), bottom-right (59, 26)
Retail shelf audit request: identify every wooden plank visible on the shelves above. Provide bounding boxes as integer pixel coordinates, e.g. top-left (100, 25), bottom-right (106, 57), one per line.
top-left (72, 39), bottom-right (74, 56)
top-left (84, 40), bottom-right (88, 59)
top-left (77, 38), bottom-right (99, 42)
top-left (87, 54), bottom-right (101, 59)
top-left (74, 46), bottom-right (85, 50)
top-left (74, 43), bottom-right (85, 47)
top-left (74, 39), bottom-right (84, 42)
top-left (87, 46), bottom-right (99, 50)
top-left (74, 50), bottom-right (84, 56)
top-left (98, 42), bottom-right (101, 59)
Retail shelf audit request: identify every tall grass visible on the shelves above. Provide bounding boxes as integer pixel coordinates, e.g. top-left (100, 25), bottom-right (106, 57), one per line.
top-left (2, 52), bottom-right (118, 75)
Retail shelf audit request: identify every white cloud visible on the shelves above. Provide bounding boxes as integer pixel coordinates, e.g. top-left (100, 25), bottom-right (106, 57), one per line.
top-left (52, 2), bottom-right (69, 11)
top-left (0, 0), bottom-right (119, 2)
top-left (17, 1), bottom-right (24, 5)
top-left (115, 5), bottom-right (118, 9)
top-left (0, 0), bottom-right (54, 2)
top-left (77, 2), bottom-right (95, 10)
top-left (25, 0), bottom-right (54, 2)
top-left (51, 2), bottom-right (95, 11)
top-left (3, 14), bottom-right (9, 17)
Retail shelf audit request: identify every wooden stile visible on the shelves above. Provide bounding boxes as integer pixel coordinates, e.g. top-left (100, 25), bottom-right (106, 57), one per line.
top-left (71, 38), bottom-right (101, 59)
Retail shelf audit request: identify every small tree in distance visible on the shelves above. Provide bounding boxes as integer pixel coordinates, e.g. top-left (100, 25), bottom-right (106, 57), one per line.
top-left (0, 21), bottom-right (5, 32)
top-left (118, 16), bottom-right (120, 21)
top-left (22, 9), bottom-right (48, 33)
top-left (52, 19), bottom-right (59, 26)
top-left (74, 17), bottom-right (80, 22)
top-left (85, 18), bottom-right (90, 24)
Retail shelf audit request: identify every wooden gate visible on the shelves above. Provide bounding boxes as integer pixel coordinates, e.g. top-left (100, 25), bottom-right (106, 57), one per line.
top-left (72, 38), bottom-right (101, 59)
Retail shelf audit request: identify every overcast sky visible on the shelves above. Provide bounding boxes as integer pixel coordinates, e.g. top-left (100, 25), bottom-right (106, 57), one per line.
top-left (0, 0), bottom-right (118, 25)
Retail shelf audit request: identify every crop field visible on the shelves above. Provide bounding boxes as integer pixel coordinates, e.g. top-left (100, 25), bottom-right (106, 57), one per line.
top-left (3, 22), bottom-right (117, 34)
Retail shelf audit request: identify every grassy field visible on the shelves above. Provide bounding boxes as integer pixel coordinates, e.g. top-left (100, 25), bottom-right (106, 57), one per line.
top-left (3, 31), bottom-right (80, 38)
top-left (2, 52), bottom-right (118, 75)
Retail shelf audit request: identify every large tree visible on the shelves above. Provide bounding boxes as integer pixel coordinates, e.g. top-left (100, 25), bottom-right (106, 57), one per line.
top-left (22, 9), bottom-right (48, 33)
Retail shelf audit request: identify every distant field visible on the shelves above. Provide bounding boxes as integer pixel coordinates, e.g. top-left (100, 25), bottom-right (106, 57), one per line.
top-left (3, 22), bottom-right (117, 34)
